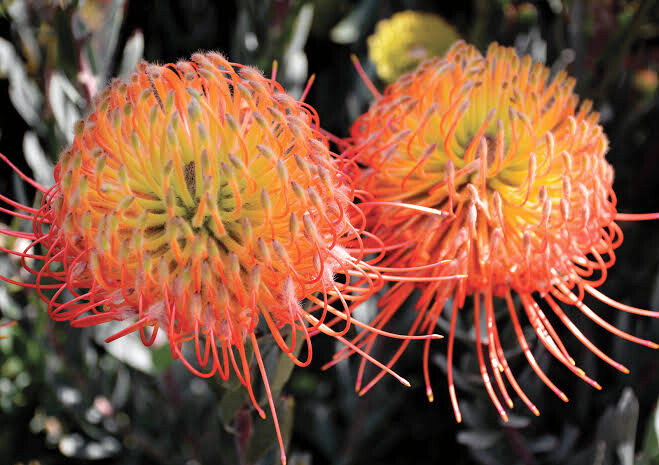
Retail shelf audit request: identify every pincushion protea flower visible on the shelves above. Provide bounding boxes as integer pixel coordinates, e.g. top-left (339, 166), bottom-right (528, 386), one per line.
top-left (344, 41), bottom-right (659, 421)
top-left (367, 10), bottom-right (460, 83)
top-left (0, 52), bottom-right (434, 464)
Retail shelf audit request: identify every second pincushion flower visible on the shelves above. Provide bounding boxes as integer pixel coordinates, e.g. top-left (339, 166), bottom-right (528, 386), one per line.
top-left (345, 41), bottom-right (659, 422)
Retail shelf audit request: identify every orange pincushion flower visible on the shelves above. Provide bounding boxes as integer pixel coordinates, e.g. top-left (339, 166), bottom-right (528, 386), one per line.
top-left (346, 41), bottom-right (659, 421)
top-left (0, 52), bottom-right (427, 464)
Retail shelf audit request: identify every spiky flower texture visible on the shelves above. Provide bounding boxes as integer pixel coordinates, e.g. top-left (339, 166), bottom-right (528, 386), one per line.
top-left (0, 53), bottom-right (427, 463)
top-left (347, 42), bottom-right (659, 421)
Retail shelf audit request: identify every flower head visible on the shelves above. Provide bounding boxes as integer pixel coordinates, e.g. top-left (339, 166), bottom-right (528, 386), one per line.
top-left (346, 41), bottom-right (659, 421)
top-left (367, 10), bottom-right (460, 83)
top-left (0, 52), bottom-right (424, 463)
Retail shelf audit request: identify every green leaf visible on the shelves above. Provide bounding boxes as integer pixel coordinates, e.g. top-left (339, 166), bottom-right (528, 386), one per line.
top-left (119, 30), bottom-right (144, 79)
top-left (281, 3), bottom-right (313, 88)
top-left (614, 387), bottom-right (638, 465)
top-left (244, 396), bottom-right (294, 464)
top-left (150, 343), bottom-right (175, 373)
top-left (219, 386), bottom-right (248, 429)
top-left (593, 388), bottom-right (640, 465)
top-left (76, 0), bottom-right (127, 83)
top-left (329, 0), bottom-right (378, 44)
top-left (48, 71), bottom-right (83, 143)
top-left (53, 7), bottom-right (78, 75)
top-left (1, 355), bottom-right (24, 378)
top-left (23, 132), bottom-right (54, 187)
top-left (288, 452), bottom-right (312, 465)
top-left (456, 430), bottom-right (502, 449)
top-left (639, 397), bottom-right (659, 465)
top-left (0, 37), bottom-right (44, 130)
top-left (269, 329), bottom-right (305, 397)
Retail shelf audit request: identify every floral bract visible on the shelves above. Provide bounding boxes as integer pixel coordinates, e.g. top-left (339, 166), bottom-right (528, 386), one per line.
top-left (345, 41), bottom-right (659, 421)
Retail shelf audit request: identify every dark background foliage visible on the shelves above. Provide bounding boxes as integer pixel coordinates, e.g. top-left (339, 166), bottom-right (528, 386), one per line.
top-left (0, 1), bottom-right (658, 464)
